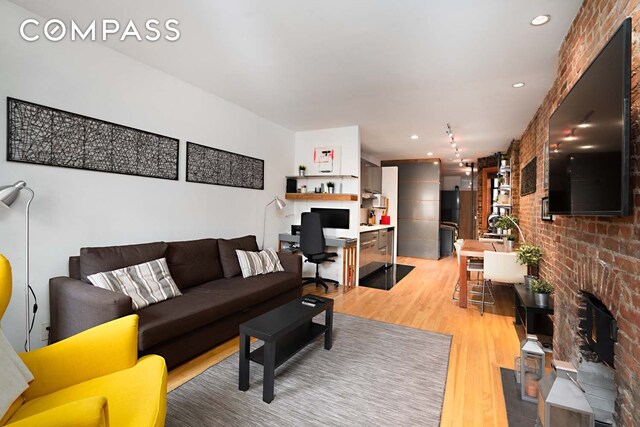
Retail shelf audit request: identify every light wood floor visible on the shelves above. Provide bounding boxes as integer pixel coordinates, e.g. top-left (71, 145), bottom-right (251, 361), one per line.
top-left (167, 255), bottom-right (523, 426)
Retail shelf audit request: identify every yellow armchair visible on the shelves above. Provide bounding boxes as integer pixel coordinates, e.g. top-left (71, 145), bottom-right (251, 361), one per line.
top-left (0, 254), bottom-right (167, 426)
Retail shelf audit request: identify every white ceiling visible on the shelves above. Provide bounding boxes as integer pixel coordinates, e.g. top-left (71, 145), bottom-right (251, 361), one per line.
top-left (12, 0), bottom-right (582, 174)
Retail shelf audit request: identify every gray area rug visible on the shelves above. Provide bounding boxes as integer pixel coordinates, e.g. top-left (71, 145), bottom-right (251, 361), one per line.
top-left (167, 313), bottom-right (452, 427)
top-left (500, 368), bottom-right (537, 426)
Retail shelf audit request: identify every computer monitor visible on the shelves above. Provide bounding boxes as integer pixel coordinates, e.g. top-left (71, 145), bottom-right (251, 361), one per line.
top-left (310, 208), bottom-right (350, 229)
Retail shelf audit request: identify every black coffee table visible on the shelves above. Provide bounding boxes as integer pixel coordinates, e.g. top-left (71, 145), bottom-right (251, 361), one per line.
top-left (238, 296), bottom-right (333, 403)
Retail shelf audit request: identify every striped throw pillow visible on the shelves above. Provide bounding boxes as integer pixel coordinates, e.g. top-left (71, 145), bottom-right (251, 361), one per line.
top-left (87, 258), bottom-right (182, 310)
top-left (236, 248), bottom-right (284, 278)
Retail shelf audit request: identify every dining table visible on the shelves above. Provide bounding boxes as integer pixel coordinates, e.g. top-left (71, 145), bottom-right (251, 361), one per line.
top-left (457, 239), bottom-right (510, 308)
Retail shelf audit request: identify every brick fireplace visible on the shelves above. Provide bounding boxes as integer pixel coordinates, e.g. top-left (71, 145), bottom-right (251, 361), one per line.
top-left (510, 1), bottom-right (640, 425)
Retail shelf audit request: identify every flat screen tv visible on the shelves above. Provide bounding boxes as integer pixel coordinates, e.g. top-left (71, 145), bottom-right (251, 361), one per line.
top-left (310, 208), bottom-right (350, 229)
top-left (548, 18), bottom-right (631, 216)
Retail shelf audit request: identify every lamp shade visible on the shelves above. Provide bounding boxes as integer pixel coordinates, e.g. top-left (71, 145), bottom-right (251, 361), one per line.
top-left (274, 196), bottom-right (286, 210)
top-left (0, 181), bottom-right (27, 208)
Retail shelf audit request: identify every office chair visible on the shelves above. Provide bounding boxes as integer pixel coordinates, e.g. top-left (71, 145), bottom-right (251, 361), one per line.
top-left (300, 212), bottom-right (339, 293)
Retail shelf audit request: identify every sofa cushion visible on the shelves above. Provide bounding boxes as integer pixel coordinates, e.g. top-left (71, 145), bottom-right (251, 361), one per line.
top-left (136, 272), bottom-right (299, 350)
top-left (79, 242), bottom-right (168, 282)
top-left (87, 258), bottom-right (182, 311)
top-left (165, 239), bottom-right (223, 289)
top-left (218, 236), bottom-right (259, 278)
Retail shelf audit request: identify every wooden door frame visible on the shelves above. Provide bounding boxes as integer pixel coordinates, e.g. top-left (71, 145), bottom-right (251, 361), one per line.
top-left (481, 166), bottom-right (498, 234)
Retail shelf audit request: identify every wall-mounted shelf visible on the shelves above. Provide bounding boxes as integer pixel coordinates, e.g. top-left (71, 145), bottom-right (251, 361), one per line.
top-left (492, 203), bottom-right (512, 208)
top-left (286, 175), bottom-right (358, 179)
top-left (285, 193), bottom-right (358, 201)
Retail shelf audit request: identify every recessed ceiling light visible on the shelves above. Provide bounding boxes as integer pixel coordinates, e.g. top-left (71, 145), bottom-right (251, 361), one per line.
top-left (512, 82), bottom-right (525, 88)
top-left (410, 135), bottom-right (419, 140)
top-left (427, 152), bottom-right (433, 156)
top-left (434, 161), bottom-right (439, 165)
top-left (530, 15), bottom-right (550, 26)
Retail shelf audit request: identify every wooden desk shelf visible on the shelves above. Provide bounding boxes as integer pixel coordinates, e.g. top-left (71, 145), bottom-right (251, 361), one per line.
top-left (285, 193), bottom-right (358, 201)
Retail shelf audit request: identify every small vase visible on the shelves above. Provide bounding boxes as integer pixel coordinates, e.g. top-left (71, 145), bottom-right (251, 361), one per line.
top-left (534, 292), bottom-right (549, 307)
top-left (524, 275), bottom-right (537, 288)
top-left (328, 187), bottom-right (334, 194)
top-left (299, 170), bottom-right (305, 177)
top-left (505, 240), bottom-right (513, 252)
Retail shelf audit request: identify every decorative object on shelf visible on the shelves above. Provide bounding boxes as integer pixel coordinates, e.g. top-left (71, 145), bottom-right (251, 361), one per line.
top-left (538, 360), bottom-right (594, 426)
top-left (516, 243), bottom-right (543, 277)
top-left (530, 278), bottom-right (553, 307)
top-left (541, 197), bottom-right (553, 221)
top-left (186, 142), bottom-right (264, 189)
top-left (521, 157), bottom-right (537, 196)
top-left (7, 98), bottom-right (179, 180)
top-left (298, 165), bottom-right (306, 177)
top-left (314, 186), bottom-right (322, 193)
top-left (501, 153), bottom-right (508, 167)
top-left (261, 196), bottom-right (286, 249)
top-left (300, 185), bottom-right (307, 193)
top-left (520, 334), bottom-right (545, 403)
top-left (313, 146), bottom-right (341, 175)
top-left (326, 182), bottom-right (335, 194)
top-left (0, 180), bottom-right (35, 350)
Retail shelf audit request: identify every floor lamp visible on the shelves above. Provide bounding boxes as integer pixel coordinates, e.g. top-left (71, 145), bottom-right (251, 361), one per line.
top-left (0, 181), bottom-right (35, 351)
top-left (261, 196), bottom-right (286, 249)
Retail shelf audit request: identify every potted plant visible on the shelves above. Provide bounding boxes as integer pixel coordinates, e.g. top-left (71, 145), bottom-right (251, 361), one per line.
top-left (516, 243), bottom-right (543, 285)
top-left (326, 182), bottom-right (335, 194)
top-left (298, 165), bottom-right (306, 177)
top-left (496, 215), bottom-right (517, 235)
top-left (505, 235), bottom-right (516, 252)
top-left (530, 278), bottom-right (553, 307)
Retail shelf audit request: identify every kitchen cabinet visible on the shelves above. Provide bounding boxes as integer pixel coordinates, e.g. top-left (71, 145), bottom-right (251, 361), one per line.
top-left (359, 227), bottom-right (394, 279)
top-left (360, 159), bottom-right (382, 194)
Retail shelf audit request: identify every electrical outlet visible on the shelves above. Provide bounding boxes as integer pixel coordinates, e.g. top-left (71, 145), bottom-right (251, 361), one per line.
top-left (40, 323), bottom-right (50, 342)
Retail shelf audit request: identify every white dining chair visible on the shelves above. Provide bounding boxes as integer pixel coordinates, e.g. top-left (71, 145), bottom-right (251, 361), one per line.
top-left (452, 240), bottom-right (484, 301)
top-left (478, 251), bottom-right (527, 315)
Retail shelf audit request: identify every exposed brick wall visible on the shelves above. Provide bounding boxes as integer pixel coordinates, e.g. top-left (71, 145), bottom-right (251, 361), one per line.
top-left (516, 2), bottom-right (640, 425)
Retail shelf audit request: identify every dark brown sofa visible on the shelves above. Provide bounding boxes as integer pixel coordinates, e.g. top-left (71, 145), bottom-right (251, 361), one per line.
top-left (49, 236), bottom-right (302, 369)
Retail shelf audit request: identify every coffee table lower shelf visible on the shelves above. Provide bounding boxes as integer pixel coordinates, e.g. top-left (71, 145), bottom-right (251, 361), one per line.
top-left (249, 322), bottom-right (327, 369)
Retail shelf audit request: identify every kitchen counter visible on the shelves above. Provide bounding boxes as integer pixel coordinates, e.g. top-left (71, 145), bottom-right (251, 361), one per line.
top-left (359, 224), bottom-right (395, 233)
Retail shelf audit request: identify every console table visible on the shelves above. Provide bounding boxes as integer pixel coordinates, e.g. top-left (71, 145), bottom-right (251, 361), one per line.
top-left (514, 284), bottom-right (554, 341)
top-left (278, 233), bottom-right (357, 291)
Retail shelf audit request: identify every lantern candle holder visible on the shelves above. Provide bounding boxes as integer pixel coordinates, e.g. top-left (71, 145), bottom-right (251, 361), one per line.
top-left (520, 334), bottom-right (545, 403)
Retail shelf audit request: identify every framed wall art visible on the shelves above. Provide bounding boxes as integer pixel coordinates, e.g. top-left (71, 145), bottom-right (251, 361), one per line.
top-left (186, 141), bottom-right (264, 190)
top-left (520, 157), bottom-right (537, 196)
top-left (7, 97), bottom-right (179, 180)
top-left (541, 197), bottom-right (553, 221)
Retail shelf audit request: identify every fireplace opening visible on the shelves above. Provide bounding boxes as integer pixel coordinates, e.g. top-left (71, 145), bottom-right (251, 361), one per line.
top-left (579, 292), bottom-right (617, 367)
top-left (577, 291), bottom-right (618, 426)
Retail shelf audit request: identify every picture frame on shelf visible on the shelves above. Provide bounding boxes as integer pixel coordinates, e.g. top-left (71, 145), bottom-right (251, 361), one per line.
top-left (541, 197), bottom-right (553, 221)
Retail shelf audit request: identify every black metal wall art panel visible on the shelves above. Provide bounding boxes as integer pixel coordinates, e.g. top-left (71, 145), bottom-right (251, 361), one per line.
top-left (7, 98), bottom-right (179, 180)
top-left (186, 141), bottom-right (264, 190)
top-left (520, 157), bottom-right (537, 196)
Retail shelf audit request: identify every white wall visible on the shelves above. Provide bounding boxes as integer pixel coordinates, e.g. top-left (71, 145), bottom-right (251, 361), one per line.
top-left (0, 0), bottom-right (294, 350)
top-left (292, 126), bottom-right (360, 281)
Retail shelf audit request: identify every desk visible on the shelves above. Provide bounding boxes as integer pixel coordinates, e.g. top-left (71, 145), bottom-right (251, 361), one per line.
top-left (458, 239), bottom-right (510, 308)
top-left (278, 233), bottom-right (358, 291)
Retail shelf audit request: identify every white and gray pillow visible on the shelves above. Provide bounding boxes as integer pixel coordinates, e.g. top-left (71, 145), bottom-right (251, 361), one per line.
top-left (87, 258), bottom-right (182, 310)
top-left (236, 248), bottom-right (284, 278)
